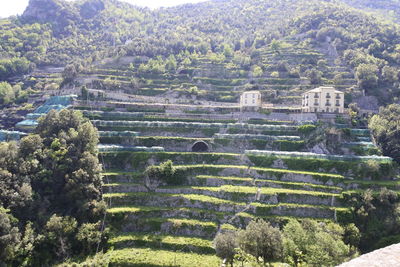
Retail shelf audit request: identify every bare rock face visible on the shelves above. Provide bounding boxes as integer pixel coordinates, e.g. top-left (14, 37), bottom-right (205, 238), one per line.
top-left (22, 0), bottom-right (80, 35)
top-left (22, 0), bottom-right (59, 22)
top-left (80, 0), bottom-right (105, 19)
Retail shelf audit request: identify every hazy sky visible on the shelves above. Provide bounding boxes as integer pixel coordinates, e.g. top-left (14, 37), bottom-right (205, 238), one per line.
top-left (0, 0), bottom-right (207, 18)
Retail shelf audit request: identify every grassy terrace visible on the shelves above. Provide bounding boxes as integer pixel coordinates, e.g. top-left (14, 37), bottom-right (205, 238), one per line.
top-left (107, 247), bottom-right (221, 266)
top-left (195, 175), bottom-right (343, 192)
top-left (104, 192), bottom-right (346, 214)
top-left (101, 152), bottom-right (243, 170)
top-left (109, 233), bottom-right (215, 254)
top-left (83, 111), bottom-right (238, 123)
top-left (343, 179), bottom-right (400, 189)
top-left (103, 182), bottom-right (140, 187)
top-left (159, 185), bottom-right (340, 197)
top-left (104, 192), bottom-right (247, 206)
top-left (92, 120), bottom-right (298, 131)
top-left (107, 206), bottom-right (231, 218)
top-left (106, 216), bottom-right (218, 238)
top-left (176, 164), bottom-right (344, 179)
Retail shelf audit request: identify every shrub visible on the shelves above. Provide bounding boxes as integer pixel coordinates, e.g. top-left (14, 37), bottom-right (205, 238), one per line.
top-left (145, 160), bottom-right (186, 185)
top-left (298, 124), bottom-right (317, 135)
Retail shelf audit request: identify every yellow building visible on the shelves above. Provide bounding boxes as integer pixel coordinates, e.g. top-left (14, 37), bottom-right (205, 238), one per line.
top-left (302, 86), bottom-right (344, 113)
top-left (240, 91), bottom-right (262, 111)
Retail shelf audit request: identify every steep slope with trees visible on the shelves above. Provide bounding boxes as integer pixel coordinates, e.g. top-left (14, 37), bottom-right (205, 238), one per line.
top-left (0, 110), bottom-right (106, 266)
top-left (0, 0), bottom-right (400, 105)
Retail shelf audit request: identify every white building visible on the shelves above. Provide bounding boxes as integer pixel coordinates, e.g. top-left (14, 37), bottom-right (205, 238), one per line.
top-left (302, 86), bottom-right (345, 113)
top-left (240, 91), bottom-right (262, 111)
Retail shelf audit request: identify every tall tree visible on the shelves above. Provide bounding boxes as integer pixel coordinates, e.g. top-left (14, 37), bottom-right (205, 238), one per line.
top-left (237, 219), bottom-right (283, 265)
top-left (369, 104), bottom-right (400, 162)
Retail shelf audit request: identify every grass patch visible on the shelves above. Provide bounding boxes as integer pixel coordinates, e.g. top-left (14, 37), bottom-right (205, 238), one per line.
top-left (108, 233), bottom-right (215, 254)
top-left (196, 175), bottom-right (342, 192)
top-left (177, 164), bottom-right (344, 181)
top-left (107, 247), bottom-right (221, 266)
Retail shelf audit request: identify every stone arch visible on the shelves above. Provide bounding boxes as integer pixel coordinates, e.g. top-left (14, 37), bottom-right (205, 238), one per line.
top-left (191, 141), bottom-right (209, 152)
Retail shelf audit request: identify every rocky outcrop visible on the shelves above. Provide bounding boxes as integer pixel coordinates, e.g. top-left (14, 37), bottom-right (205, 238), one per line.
top-left (79, 0), bottom-right (105, 19)
top-left (22, 0), bottom-right (80, 35)
top-left (22, 0), bottom-right (105, 35)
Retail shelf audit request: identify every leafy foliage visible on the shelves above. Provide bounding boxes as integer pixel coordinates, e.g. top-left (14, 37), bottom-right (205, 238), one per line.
top-left (145, 160), bottom-right (186, 186)
top-left (343, 188), bottom-right (400, 252)
top-left (0, 110), bottom-right (106, 265)
top-left (369, 104), bottom-right (400, 163)
top-left (282, 219), bottom-right (352, 266)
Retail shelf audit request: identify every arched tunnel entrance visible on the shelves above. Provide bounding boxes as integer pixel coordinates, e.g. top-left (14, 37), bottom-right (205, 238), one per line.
top-left (191, 141), bottom-right (209, 152)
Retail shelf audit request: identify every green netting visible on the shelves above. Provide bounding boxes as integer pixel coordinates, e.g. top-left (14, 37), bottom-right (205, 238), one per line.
top-left (214, 133), bottom-right (301, 141)
top-left (356, 136), bottom-right (371, 142)
top-left (98, 144), bottom-right (164, 152)
top-left (83, 110), bottom-right (145, 118)
top-left (0, 130), bottom-right (27, 142)
top-left (245, 150), bottom-right (392, 162)
top-left (350, 129), bottom-right (370, 136)
top-left (92, 120), bottom-right (298, 131)
top-left (98, 131), bottom-right (139, 137)
top-left (16, 119), bottom-right (38, 129)
top-left (343, 142), bottom-right (375, 148)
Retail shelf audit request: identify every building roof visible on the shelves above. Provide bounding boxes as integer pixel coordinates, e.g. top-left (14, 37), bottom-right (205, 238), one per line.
top-left (338, 243), bottom-right (400, 267)
top-left (242, 90), bottom-right (261, 94)
top-left (305, 86), bottom-right (344, 94)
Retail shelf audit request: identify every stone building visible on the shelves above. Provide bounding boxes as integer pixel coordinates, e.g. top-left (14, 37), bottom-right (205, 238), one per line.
top-left (240, 91), bottom-right (262, 111)
top-left (302, 86), bottom-right (344, 113)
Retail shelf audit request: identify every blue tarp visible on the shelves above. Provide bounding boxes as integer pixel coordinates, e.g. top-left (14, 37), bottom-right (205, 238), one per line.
top-left (16, 95), bottom-right (76, 129)
top-left (0, 130), bottom-right (27, 142)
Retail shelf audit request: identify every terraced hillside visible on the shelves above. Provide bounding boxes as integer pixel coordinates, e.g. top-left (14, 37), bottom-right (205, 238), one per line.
top-left (71, 101), bottom-right (397, 266)
top-left (76, 37), bottom-right (360, 106)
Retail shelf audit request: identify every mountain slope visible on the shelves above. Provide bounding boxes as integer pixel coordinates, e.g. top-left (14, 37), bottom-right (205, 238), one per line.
top-left (0, 0), bottom-right (399, 105)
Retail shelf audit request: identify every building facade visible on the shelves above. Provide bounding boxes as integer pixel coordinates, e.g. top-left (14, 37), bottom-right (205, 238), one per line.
top-left (240, 91), bottom-right (262, 111)
top-left (302, 86), bottom-right (344, 113)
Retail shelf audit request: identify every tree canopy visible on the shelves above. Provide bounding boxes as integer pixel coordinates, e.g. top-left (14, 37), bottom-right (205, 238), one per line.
top-left (0, 109), bottom-right (106, 266)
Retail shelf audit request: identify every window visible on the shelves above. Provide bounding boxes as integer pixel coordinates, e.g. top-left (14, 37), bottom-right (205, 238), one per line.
top-left (314, 101), bottom-right (319, 106)
top-left (314, 93), bottom-right (319, 98)
top-left (326, 108), bottom-right (330, 112)
top-left (326, 100), bottom-right (331, 106)
top-left (336, 108), bottom-right (339, 113)
top-left (326, 93), bottom-right (331, 98)
top-left (252, 99), bottom-right (255, 104)
top-left (336, 100), bottom-right (340, 106)
top-left (336, 93), bottom-right (341, 99)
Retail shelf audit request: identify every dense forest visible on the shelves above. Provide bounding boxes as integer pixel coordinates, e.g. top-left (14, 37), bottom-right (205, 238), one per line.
top-left (1, 0), bottom-right (400, 103)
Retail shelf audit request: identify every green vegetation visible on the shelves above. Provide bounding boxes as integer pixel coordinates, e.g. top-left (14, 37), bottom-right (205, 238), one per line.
top-left (145, 160), bottom-right (186, 185)
top-left (0, 110), bottom-right (106, 266)
top-left (109, 233), bottom-right (215, 254)
top-left (370, 104), bottom-right (400, 163)
top-left (107, 247), bottom-right (221, 266)
top-left (214, 218), bottom-right (353, 266)
top-left (2, 0), bottom-right (400, 265)
top-left (343, 188), bottom-right (400, 252)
